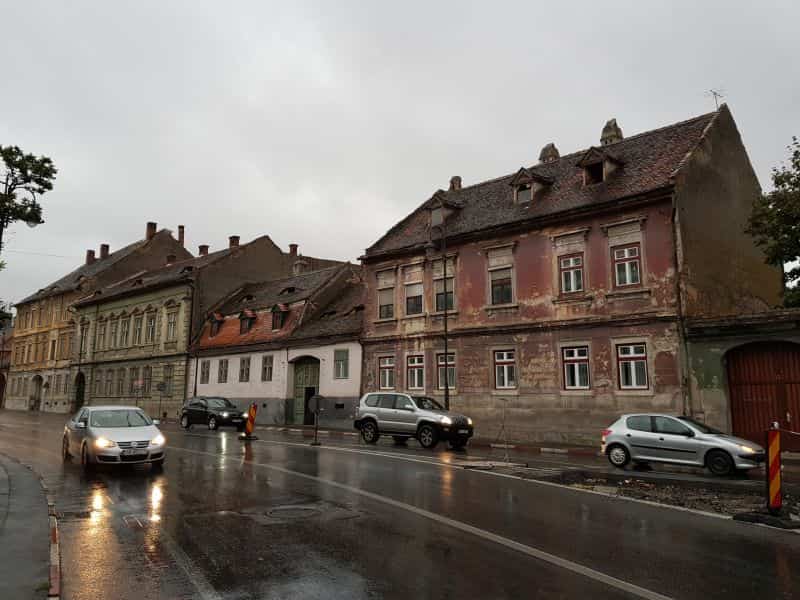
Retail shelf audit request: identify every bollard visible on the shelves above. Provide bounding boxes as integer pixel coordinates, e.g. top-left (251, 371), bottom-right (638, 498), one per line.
top-left (239, 402), bottom-right (259, 441)
top-left (766, 428), bottom-right (781, 515)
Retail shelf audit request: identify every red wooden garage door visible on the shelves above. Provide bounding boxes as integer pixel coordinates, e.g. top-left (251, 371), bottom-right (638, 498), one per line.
top-left (727, 342), bottom-right (800, 447)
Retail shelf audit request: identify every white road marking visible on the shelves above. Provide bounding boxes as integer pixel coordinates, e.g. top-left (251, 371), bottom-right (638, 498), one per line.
top-left (171, 445), bottom-right (674, 600)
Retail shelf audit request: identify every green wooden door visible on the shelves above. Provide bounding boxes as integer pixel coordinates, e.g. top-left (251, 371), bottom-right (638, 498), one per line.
top-left (293, 358), bottom-right (320, 425)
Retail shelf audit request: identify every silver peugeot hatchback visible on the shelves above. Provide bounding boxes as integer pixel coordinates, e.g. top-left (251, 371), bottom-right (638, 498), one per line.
top-left (601, 414), bottom-right (765, 476)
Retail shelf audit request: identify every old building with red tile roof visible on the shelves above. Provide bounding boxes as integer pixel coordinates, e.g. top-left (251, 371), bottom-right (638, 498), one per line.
top-left (360, 105), bottom-right (782, 445)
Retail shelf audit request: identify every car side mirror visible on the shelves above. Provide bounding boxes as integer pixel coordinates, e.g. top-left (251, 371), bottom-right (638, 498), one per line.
top-left (152, 419), bottom-right (161, 425)
top-left (76, 421), bottom-right (87, 429)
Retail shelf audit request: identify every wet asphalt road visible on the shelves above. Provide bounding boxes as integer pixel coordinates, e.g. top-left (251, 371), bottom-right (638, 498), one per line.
top-left (0, 410), bottom-right (797, 600)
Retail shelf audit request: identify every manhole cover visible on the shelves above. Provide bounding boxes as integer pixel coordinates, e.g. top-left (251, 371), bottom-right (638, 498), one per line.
top-left (267, 505), bottom-right (320, 519)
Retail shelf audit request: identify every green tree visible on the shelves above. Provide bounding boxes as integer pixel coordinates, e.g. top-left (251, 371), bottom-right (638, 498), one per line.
top-left (0, 145), bottom-right (58, 255)
top-left (747, 137), bottom-right (800, 307)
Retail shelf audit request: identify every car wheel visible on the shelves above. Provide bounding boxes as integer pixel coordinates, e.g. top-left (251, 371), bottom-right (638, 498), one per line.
top-left (607, 444), bottom-right (630, 468)
top-left (81, 445), bottom-right (94, 472)
top-left (418, 424), bottom-right (439, 449)
top-left (361, 421), bottom-right (379, 444)
top-left (706, 449), bottom-right (734, 476)
top-left (62, 436), bottom-right (71, 461)
top-left (208, 416), bottom-right (218, 431)
top-left (180, 415), bottom-right (190, 430)
top-left (392, 436), bottom-right (408, 445)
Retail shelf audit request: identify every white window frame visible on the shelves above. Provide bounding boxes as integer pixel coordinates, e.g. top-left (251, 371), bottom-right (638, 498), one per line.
top-left (617, 343), bottom-right (648, 390)
top-left (559, 254), bottom-right (584, 294)
top-left (334, 349), bottom-right (349, 379)
top-left (261, 355), bottom-right (274, 382)
top-left (613, 244), bottom-right (641, 287)
top-left (562, 346), bottom-right (590, 390)
top-left (378, 356), bottom-right (395, 390)
top-left (239, 357), bottom-right (251, 382)
top-left (406, 355), bottom-right (425, 390)
top-left (436, 353), bottom-right (456, 390)
top-left (494, 350), bottom-right (517, 389)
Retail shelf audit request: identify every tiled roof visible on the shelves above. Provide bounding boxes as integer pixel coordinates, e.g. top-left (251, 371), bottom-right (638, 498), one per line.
top-left (366, 109), bottom-right (719, 257)
top-left (291, 280), bottom-right (364, 341)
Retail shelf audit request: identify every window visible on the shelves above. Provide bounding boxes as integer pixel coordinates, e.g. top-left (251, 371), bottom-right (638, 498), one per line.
top-left (516, 183), bottom-right (532, 204)
top-left (626, 415), bottom-right (652, 432)
top-left (50, 339), bottom-right (56, 360)
top-left (120, 319), bottom-right (130, 346)
top-left (437, 353), bottom-right (456, 390)
top-left (116, 369), bottom-right (125, 396)
top-left (145, 314), bottom-right (156, 343)
top-left (559, 254), bottom-right (584, 294)
top-left (239, 357), bottom-right (251, 382)
top-left (434, 278), bottom-right (454, 312)
top-left (142, 366), bottom-right (152, 394)
top-left (378, 394), bottom-right (397, 409)
top-left (218, 359), bottom-right (229, 383)
top-left (239, 317), bottom-right (254, 334)
top-left (272, 310), bottom-right (286, 330)
top-left (494, 350), bottom-right (516, 389)
top-left (109, 320), bottom-right (118, 349)
top-left (377, 270), bottom-right (396, 319)
top-left (62, 375), bottom-right (69, 395)
top-left (129, 367), bottom-right (139, 394)
top-left (617, 343), bottom-right (648, 389)
top-left (562, 346), bottom-right (590, 390)
top-left (584, 161), bottom-right (604, 185)
top-left (334, 349), bottom-right (349, 379)
top-left (378, 356), bottom-right (395, 389)
top-left (55, 374), bottom-right (62, 395)
top-left (405, 283), bottom-right (423, 316)
top-left (653, 416), bottom-right (692, 436)
top-left (613, 244), bottom-right (641, 287)
top-left (395, 395), bottom-right (414, 410)
top-left (96, 323), bottom-right (106, 351)
top-left (105, 370), bottom-right (113, 395)
top-left (364, 394), bottom-right (380, 407)
top-left (133, 316), bottom-right (143, 345)
top-left (94, 371), bottom-right (103, 395)
top-left (488, 246), bottom-right (514, 305)
top-left (163, 365), bottom-right (174, 395)
top-left (406, 355), bottom-right (424, 390)
top-left (210, 320), bottom-right (221, 337)
top-left (261, 355), bottom-right (274, 382)
top-left (167, 311), bottom-right (178, 341)
top-left (200, 360), bottom-right (210, 384)
top-left (490, 268), bottom-right (513, 305)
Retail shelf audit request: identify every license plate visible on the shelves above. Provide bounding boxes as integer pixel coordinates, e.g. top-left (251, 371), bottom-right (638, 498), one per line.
top-left (122, 449), bottom-right (147, 456)
top-left (232, 419), bottom-right (243, 423)
top-left (458, 429), bottom-right (469, 434)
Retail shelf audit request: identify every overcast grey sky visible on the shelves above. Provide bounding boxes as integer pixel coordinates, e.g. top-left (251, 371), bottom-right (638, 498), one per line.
top-left (1, 1), bottom-right (798, 305)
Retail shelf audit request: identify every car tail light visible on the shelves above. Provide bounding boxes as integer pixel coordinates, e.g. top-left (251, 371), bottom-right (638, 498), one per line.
top-left (601, 428), bottom-right (612, 441)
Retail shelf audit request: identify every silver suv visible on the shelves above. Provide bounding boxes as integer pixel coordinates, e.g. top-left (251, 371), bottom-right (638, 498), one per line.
top-left (354, 393), bottom-right (474, 449)
top-left (602, 414), bottom-right (765, 476)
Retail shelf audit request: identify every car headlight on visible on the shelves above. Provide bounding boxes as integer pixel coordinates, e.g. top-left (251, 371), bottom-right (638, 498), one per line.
top-left (151, 434), bottom-right (166, 446)
top-left (467, 417), bottom-right (473, 426)
top-left (440, 416), bottom-right (452, 425)
top-left (241, 412), bottom-right (248, 418)
top-left (739, 444), bottom-right (757, 454)
top-left (221, 412), bottom-right (229, 418)
top-left (94, 437), bottom-right (116, 449)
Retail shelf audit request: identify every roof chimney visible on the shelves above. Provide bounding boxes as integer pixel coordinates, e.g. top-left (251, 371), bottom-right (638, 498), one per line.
top-left (178, 225), bottom-right (185, 247)
top-left (166, 254), bottom-right (177, 265)
top-left (449, 176), bottom-right (462, 191)
top-left (229, 235), bottom-right (240, 248)
top-left (85, 249), bottom-right (96, 265)
top-left (289, 243), bottom-right (298, 257)
top-left (198, 244), bottom-right (209, 256)
top-left (600, 119), bottom-right (623, 146)
top-left (539, 143), bottom-right (560, 164)
top-left (146, 221), bottom-right (157, 241)
top-left (100, 244), bottom-right (110, 259)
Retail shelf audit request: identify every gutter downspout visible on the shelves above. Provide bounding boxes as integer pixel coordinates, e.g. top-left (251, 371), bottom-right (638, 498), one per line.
top-left (671, 197), bottom-right (692, 417)
top-left (184, 280), bottom-right (197, 410)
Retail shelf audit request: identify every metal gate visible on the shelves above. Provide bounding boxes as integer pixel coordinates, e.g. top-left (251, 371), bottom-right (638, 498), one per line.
top-left (727, 342), bottom-right (800, 445)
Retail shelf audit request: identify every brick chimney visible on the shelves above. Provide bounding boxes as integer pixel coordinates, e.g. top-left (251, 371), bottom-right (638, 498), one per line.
top-left (146, 221), bottom-right (157, 241)
top-left (100, 244), bottom-right (110, 259)
top-left (85, 249), bottom-right (96, 265)
top-left (600, 119), bottom-right (623, 146)
top-left (229, 235), bottom-right (240, 248)
top-left (166, 254), bottom-right (176, 265)
top-left (449, 176), bottom-right (462, 191)
top-left (198, 244), bottom-right (209, 256)
top-left (539, 143), bottom-right (560, 164)
top-left (178, 225), bottom-right (185, 247)
top-left (289, 243), bottom-right (298, 257)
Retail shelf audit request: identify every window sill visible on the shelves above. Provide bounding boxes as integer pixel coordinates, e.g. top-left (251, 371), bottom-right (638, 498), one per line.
top-left (401, 314), bottom-right (426, 321)
top-left (429, 310), bottom-right (458, 318)
top-left (431, 389), bottom-right (457, 396)
top-left (560, 389), bottom-right (594, 396)
top-left (483, 303), bottom-right (519, 312)
top-left (553, 294), bottom-right (593, 305)
top-left (607, 287), bottom-right (651, 301)
top-left (491, 389), bottom-right (518, 396)
top-left (373, 317), bottom-right (398, 325)
top-left (615, 388), bottom-right (654, 397)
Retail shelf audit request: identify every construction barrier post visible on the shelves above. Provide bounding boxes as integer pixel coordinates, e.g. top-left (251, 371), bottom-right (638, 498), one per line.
top-left (239, 402), bottom-right (259, 441)
top-left (766, 428), bottom-right (781, 515)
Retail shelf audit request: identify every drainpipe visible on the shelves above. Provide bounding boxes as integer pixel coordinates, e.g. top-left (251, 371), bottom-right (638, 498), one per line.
top-left (671, 201), bottom-right (692, 417)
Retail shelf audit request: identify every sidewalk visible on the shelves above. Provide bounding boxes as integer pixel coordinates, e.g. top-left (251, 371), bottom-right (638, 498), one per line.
top-left (0, 454), bottom-right (50, 600)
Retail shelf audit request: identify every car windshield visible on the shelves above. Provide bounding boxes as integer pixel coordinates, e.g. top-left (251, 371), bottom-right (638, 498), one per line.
top-left (206, 398), bottom-right (234, 409)
top-left (90, 410), bottom-right (152, 428)
top-left (413, 396), bottom-right (444, 411)
top-left (677, 416), bottom-right (723, 434)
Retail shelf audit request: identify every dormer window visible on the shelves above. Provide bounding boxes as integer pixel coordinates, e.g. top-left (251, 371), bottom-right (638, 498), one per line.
top-left (585, 161), bottom-right (604, 185)
top-left (210, 321), bottom-right (221, 337)
top-left (240, 317), bottom-right (255, 334)
top-left (280, 286), bottom-right (297, 296)
top-left (271, 305), bottom-right (288, 330)
top-left (515, 183), bottom-right (532, 204)
top-left (576, 147), bottom-right (623, 187)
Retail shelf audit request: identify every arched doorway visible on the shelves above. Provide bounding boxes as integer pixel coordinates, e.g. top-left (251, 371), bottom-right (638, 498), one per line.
top-left (292, 356), bottom-right (320, 425)
top-left (73, 372), bottom-right (86, 412)
top-left (30, 375), bottom-right (43, 411)
top-left (727, 341), bottom-right (800, 444)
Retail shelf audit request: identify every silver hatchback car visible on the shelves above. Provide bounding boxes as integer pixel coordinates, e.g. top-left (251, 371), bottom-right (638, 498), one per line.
top-left (602, 414), bottom-right (765, 476)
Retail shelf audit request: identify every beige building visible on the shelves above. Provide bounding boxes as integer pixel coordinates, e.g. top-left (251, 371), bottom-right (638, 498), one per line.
top-left (6, 222), bottom-right (190, 413)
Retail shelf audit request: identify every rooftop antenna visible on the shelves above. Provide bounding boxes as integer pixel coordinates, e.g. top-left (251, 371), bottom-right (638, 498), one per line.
top-left (706, 88), bottom-right (725, 110)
